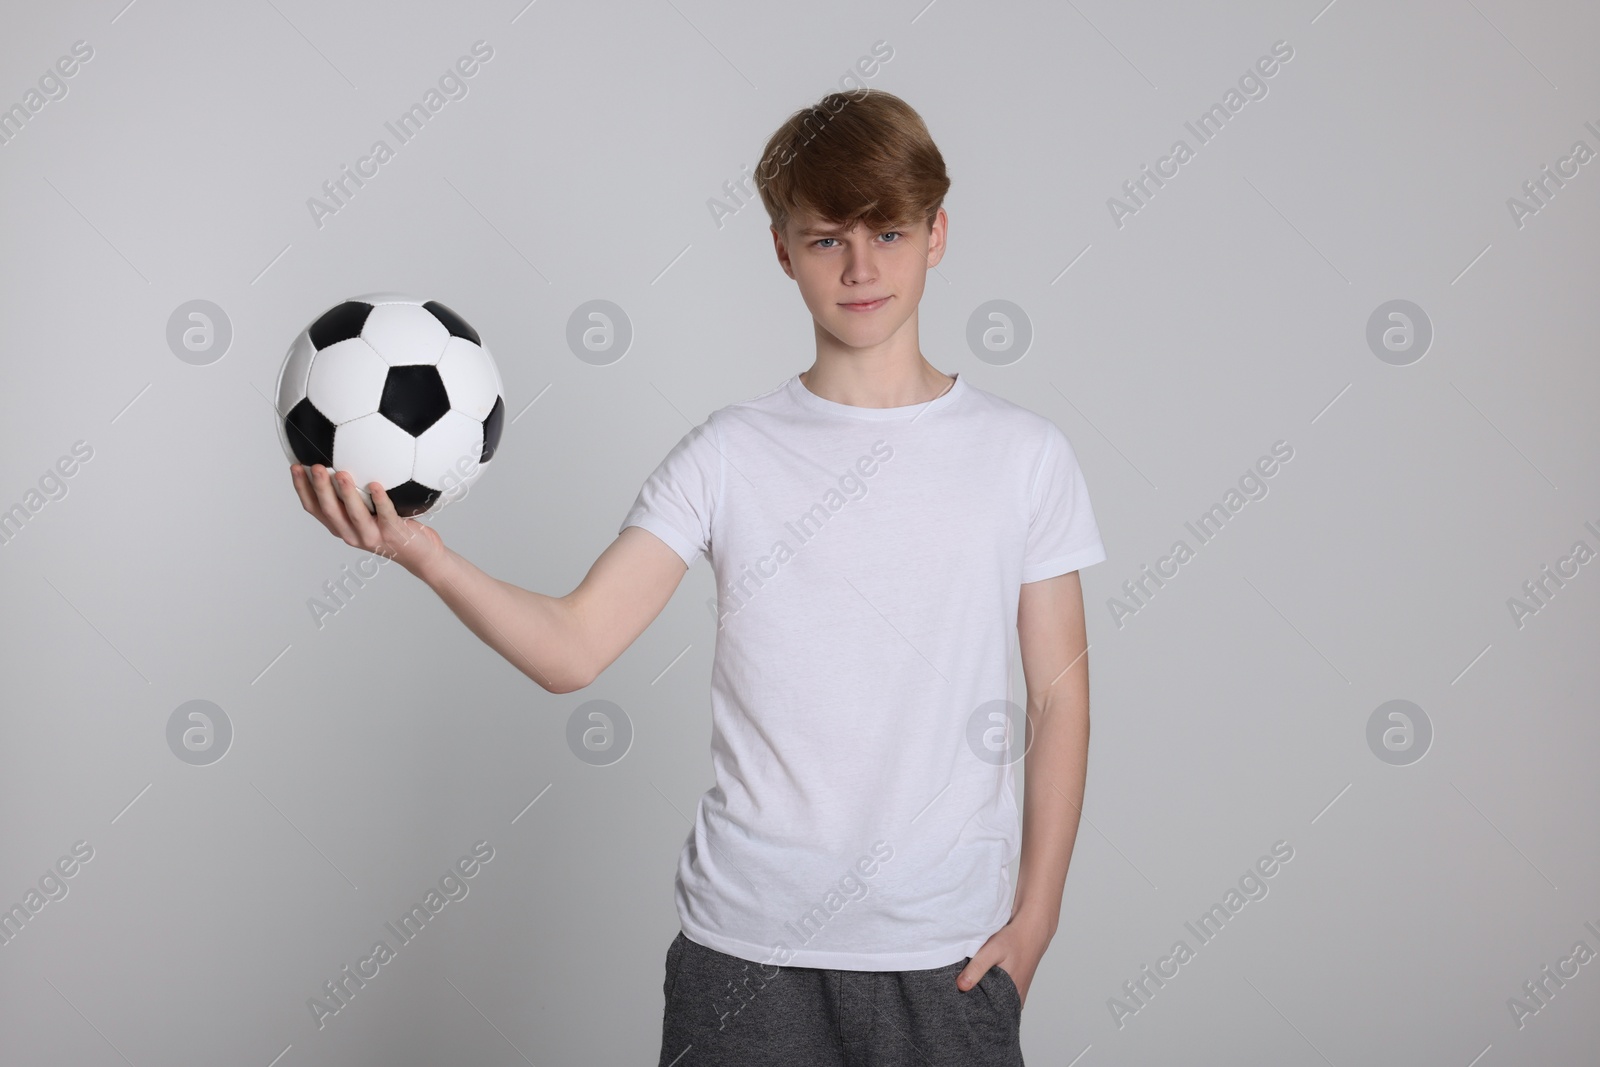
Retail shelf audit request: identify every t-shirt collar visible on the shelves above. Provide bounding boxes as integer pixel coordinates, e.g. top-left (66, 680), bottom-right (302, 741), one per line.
top-left (786, 371), bottom-right (966, 421)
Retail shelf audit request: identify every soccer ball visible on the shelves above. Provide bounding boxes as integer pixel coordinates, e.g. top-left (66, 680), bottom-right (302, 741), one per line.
top-left (276, 293), bottom-right (506, 518)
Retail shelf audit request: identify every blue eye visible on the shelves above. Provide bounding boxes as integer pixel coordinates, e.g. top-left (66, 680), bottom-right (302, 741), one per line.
top-left (812, 232), bottom-right (901, 248)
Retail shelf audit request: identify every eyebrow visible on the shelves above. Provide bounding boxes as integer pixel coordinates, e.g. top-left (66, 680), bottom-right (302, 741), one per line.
top-left (798, 224), bottom-right (903, 237)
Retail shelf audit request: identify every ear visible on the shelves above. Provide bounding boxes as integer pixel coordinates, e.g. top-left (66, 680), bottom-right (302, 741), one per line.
top-left (924, 208), bottom-right (949, 269)
top-left (772, 225), bottom-right (797, 280)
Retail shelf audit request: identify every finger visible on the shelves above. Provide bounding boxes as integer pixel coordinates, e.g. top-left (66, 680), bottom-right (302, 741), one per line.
top-left (291, 463), bottom-right (339, 531)
top-left (367, 482), bottom-right (410, 559)
top-left (309, 464), bottom-right (360, 543)
top-left (332, 471), bottom-right (382, 549)
top-left (369, 481), bottom-right (415, 539)
top-left (956, 957), bottom-right (991, 992)
top-left (369, 480), bottom-right (398, 522)
top-left (290, 464), bottom-right (317, 512)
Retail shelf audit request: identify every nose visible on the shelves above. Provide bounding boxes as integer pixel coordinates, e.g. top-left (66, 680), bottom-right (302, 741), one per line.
top-left (841, 245), bottom-right (877, 287)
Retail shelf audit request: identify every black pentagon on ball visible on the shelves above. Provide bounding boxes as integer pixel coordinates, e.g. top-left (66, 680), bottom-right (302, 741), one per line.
top-left (480, 395), bottom-right (505, 462)
top-left (284, 397), bottom-right (336, 466)
top-left (423, 300), bottom-right (481, 346)
top-left (378, 364), bottom-right (451, 436)
top-left (385, 480), bottom-right (443, 517)
top-left (308, 301), bottom-right (373, 349)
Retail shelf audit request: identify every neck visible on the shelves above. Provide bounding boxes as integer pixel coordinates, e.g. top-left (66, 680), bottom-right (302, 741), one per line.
top-left (799, 351), bottom-right (955, 409)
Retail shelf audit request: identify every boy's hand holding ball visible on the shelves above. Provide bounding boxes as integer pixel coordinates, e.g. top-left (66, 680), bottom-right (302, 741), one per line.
top-left (290, 462), bottom-right (445, 578)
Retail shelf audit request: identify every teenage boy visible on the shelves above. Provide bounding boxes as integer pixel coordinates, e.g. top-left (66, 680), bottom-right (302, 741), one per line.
top-left (290, 88), bottom-right (1103, 1066)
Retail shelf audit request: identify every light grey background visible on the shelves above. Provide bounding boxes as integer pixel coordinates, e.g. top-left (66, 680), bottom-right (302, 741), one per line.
top-left (2, 0), bottom-right (1596, 1064)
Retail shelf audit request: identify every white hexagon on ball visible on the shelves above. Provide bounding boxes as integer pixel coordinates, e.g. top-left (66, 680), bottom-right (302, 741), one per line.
top-left (332, 414), bottom-right (420, 511)
top-left (415, 409), bottom-right (488, 505)
top-left (436, 337), bottom-right (502, 421)
top-left (306, 338), bottom-right (388, 424)
top-left (361, 303), bottom-right (451, 367)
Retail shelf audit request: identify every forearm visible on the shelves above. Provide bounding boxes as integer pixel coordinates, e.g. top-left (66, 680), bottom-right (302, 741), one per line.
top-left (415, 545), bottom-right (589, 694)
top-left (1011, 668), bottom-right (1090, 937)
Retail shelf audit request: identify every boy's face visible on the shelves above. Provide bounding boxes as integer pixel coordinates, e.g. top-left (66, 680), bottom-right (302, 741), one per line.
top-left (772, 208), bottom-right (947, 352)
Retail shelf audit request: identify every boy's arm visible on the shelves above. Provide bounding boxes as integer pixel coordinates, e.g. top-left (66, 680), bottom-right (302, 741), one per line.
top-left (417, 525), bottom-right (690, 695)
top-left (1011, 568), bottom-right (1092, 939)
top-left (294, 464), bottom-right (690, 695)
top-left (958, 569), bottom-right (1090, 1001)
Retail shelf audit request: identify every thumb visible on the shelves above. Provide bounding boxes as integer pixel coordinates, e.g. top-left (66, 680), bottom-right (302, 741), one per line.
top-left (956, 955), bottom-right (992, 992)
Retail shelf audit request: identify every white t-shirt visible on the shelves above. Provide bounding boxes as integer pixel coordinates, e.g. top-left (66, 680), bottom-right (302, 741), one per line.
top-left (620, 371), bottom-right (1106, 970)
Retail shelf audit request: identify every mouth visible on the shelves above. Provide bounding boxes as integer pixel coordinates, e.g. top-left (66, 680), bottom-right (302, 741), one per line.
top-left (839, 296), bottom-right (890, 312)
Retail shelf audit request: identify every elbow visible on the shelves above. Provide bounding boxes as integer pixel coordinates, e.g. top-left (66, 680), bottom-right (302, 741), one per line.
top-left (539, 668), bottom-right (591, 695)
top-left (539, 597), bottom-right (597, 694)
top-left (528, 608), bottom-right (594, 693)
top-left (539, 653), bottom-right (595, 695)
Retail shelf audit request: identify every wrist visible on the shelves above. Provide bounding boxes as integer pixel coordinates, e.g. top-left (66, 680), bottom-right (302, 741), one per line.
top-left (1010, 902), bottom-right (1060, 940)
top-left (409, 543), bottom-right (453, 586)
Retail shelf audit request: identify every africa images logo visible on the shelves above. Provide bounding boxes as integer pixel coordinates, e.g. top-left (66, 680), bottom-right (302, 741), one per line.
top-left (306, 840), bottom-right (495, 1030)
top-left (1107, 39), bottom-right (1295, 229)
top-left (305, 41), bottom-right (495, 230)
top-left (710, 439), bottom-right (894, 628)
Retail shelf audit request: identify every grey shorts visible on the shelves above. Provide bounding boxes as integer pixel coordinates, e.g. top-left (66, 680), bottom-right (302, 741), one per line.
top-left (656, 930), bottom-right (1025, 1066)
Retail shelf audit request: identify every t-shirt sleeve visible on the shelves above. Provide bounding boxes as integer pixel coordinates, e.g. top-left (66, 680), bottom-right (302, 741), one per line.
top-left (1021, 422), bottom-right (1106, 583)
top-left (618, 414), bottom-right (722, 568)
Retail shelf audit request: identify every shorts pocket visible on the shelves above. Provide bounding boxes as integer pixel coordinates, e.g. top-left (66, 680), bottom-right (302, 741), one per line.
top-left (989, 963), bottom-right (1022, 1015)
